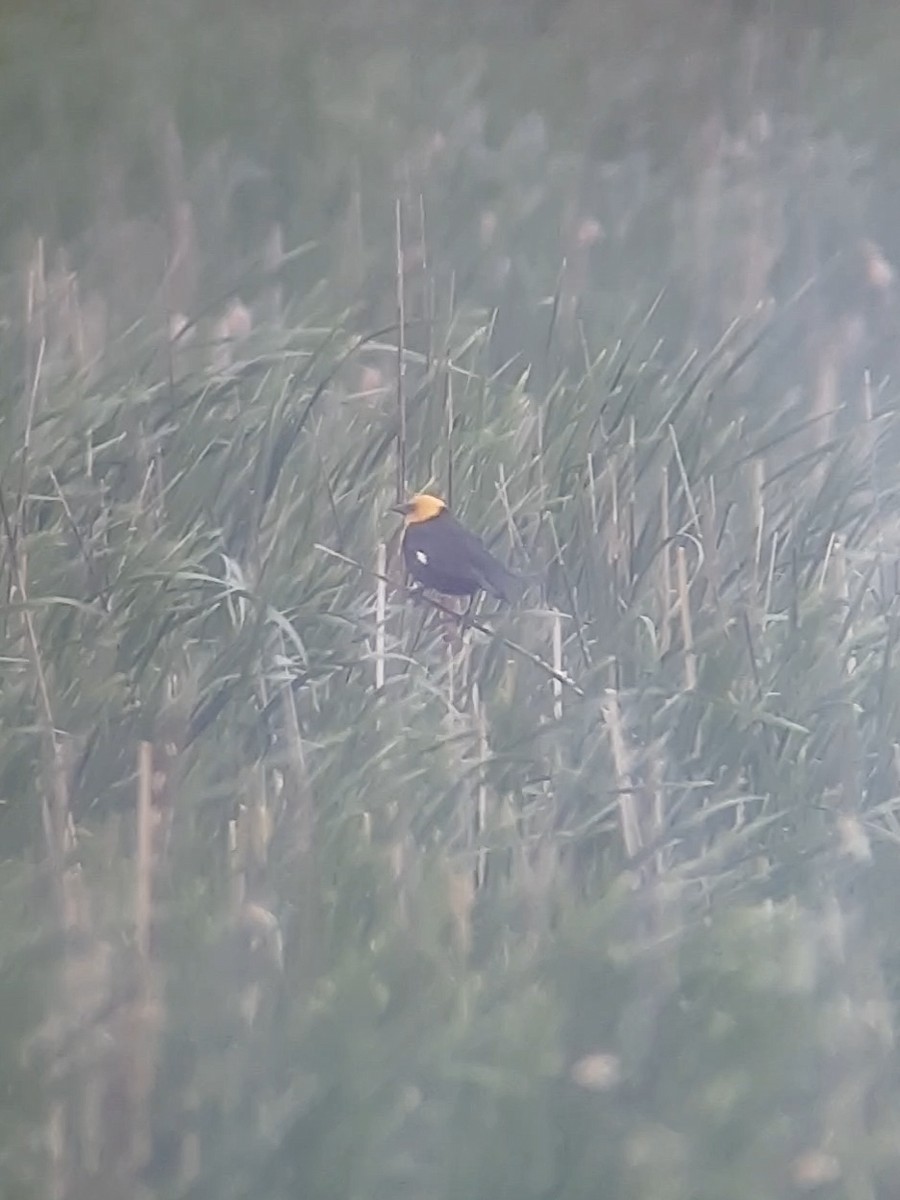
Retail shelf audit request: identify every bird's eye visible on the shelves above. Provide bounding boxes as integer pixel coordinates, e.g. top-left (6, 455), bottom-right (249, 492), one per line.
top-left (415, 550), bottom-right (428, 565)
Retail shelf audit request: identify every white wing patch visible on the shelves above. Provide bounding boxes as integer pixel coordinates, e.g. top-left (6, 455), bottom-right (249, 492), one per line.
top-left (414, 549), bottom-right (429, 565)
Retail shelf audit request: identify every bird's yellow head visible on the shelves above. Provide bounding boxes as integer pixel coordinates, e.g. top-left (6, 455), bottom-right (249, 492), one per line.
top-left (391, 493), bottom-right (447, 525)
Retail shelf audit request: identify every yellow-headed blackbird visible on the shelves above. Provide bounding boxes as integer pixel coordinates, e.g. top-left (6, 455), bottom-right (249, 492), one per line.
top-left (391, 494), bottom-right (522, 602)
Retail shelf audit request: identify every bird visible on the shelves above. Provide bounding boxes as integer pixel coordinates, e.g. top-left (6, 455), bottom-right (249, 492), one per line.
top-left (390, 493), bottom-right (523, 603)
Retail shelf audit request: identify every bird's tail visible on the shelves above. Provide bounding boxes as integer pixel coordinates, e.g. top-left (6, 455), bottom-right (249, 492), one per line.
top-left (488, 563), bottom-right (542, 603)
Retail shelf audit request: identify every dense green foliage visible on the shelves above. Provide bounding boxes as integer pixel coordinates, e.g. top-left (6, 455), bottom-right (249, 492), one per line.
top-left (2, 1), bottom-right (900, 1197)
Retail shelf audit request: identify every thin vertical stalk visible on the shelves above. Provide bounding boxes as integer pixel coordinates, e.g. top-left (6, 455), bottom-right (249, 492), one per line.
top-left (676, 543), bottom-right (697, 691)
top-left (660, 466), bottom-right (672, 654)
top-left (395, 199), bottom-right (407, 502)
top-left (551, 612), bottom-right (563, 722)
top-left (603, 690), bottom-right (641, 860)
top-left (375, 542), bottom-right (386, 692)
top-left (473, 683), bottom-right (488, 890)
top-left (419, 193), bottom-right (433, 374)
top-left (446, 365), bottom-right (454, 512)
top-left (135, 742), bottom-right (154, 960)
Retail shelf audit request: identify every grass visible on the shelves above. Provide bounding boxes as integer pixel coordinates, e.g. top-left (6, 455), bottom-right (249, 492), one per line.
top-left (2, 18), bottom-right (900, 1195)
top-left (1, 239), bottom-right (899, 1197)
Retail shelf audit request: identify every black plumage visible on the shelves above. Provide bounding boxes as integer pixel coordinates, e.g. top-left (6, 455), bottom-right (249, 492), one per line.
top-left (392, 495), bottom-right (520, 602)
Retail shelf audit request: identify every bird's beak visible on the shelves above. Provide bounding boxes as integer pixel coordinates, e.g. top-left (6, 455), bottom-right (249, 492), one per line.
top-left (389, 502), bottom-right (409, 516)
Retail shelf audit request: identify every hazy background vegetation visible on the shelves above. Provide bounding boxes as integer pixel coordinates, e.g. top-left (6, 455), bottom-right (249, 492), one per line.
top-left (3, 0), bottom-right (900, 1196)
